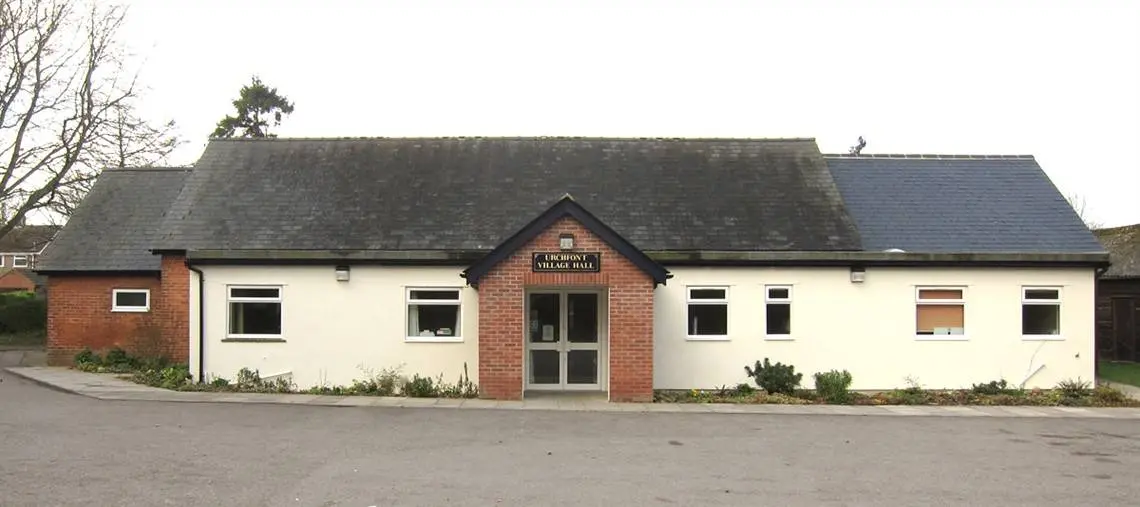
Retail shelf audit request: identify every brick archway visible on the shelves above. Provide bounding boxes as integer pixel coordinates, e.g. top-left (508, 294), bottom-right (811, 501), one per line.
top-left (464, 196), bottom-right (667, 402)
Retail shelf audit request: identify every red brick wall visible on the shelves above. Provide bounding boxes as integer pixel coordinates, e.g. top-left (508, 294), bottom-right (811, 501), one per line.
top-left (477, 217), bottom-right (656, 402)
top-left (45, 255), bottom-right (190, 366)
top-left (0, 269), bottom-right (36, 292)
top-left (46, 275), bottom-right (162, 365)
top-left (159, 254), bottom-right (190, 363)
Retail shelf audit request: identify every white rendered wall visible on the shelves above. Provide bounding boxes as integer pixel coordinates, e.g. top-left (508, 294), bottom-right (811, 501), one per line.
top-left (196, 265), bottom-right (477, 389)
top-left (653, 266), bottom-right (1096, 390)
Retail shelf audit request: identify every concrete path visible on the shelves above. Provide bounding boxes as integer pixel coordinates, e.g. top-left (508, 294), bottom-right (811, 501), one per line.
top-left (7, 366), bottom-right (1140, 419)
top-left (0, 348), bottom-right (45, 368)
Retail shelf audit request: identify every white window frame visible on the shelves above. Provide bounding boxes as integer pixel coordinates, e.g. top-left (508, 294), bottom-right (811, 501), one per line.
top-left (764, 285), bottom-right (793, 340)
top-left (405, 287), bottom-right (463, 343)
top-left (914, 286), bottom-right (967, 341)
top-left (686, 286), bottom-right (730, 341)
top-left (12, 255), bottom-right (28, 268)
top-left (111, 289), bottom-right (150, 313)
top-left (0, 255), bottom-right (5, 267)
top-left (1021, 286), bottom-right (1062, 341)
top-left (226, 285), bottom-right (283, 339)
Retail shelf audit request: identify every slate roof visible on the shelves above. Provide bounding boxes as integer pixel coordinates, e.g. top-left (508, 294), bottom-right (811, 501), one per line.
top-left (825, 154), bottom-right (1106, 253)
top-left (156, 137), bottom-right (862, 252)
top-left (0, 225), bottom-right (60, 252)
top-left (1094, 224), bottom-right (1140, 279)
top-left (36, 168), bottom-right (190, 272)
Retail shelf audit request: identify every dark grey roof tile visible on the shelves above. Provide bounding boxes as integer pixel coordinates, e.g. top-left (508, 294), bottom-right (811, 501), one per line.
top-left (825, 155), bottom-right (1105, 253)
top-left (156, 138), bottom-right (862, 252)
top-left (37, 168), bottom-right (190, 272)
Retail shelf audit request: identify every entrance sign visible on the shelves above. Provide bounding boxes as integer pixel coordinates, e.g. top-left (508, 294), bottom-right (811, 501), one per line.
top-left (532, 252), bottom-right (600, 273)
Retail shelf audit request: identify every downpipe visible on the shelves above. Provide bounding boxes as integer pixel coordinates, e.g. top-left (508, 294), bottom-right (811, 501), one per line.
top-left (185, 261), bottom-right (206, 383)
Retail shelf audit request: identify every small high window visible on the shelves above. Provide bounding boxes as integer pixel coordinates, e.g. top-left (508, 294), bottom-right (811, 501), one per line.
top-left (1022, 287), bottom-right (1061, 338)
top-left (111, 289), bottom-right (150, 312)
top-left (765, 285), bottom-right (792, 337)
top-left (407, 288), bottom-right (462, 342)
top-left (916, 287), bottom-right (965, 338)
top-left (687, 287), bottom-right (728, 339)
top-left (227, 286), bottom-right (282, 338)
top-left (12, 255), bottom-right (28, 268)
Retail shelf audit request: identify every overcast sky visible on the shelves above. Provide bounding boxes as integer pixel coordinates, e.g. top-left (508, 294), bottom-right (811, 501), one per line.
top-left (118, 0), bottom-right (1139, 227)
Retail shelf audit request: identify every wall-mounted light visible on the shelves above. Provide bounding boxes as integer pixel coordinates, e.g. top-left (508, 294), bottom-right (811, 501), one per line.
top-left (335, 265), bottom-right (351, 282)
top-left (559, 233), bottom-right (575, 251)
top-left (849, 266), bottom-right (866, 283)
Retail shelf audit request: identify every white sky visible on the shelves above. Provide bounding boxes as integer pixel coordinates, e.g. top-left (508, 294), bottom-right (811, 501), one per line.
top-left (118, 0), bottom-right (1139, 227)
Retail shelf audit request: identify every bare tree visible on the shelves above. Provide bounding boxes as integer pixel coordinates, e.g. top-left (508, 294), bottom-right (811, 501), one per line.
top-left (0, 0), bottom-right (179, 234)
top-left (1066, 192), bottom-right (1102, 230)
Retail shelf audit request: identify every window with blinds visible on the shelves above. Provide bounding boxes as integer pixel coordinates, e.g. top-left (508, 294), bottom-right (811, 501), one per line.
top-left (916, 288), bottom-right (965, 337)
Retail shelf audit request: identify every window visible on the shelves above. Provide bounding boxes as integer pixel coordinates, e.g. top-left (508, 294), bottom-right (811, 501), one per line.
top-left (0, 256), bottom-right (5, 267)
top-left (687, 287), bottom-right (728, 339)
top-left (407, 288), bottom-right (462, 342)
top-left (1022, 287), bottom-right (1061, 338)
top-left (111, 289), bottom-right (150, 312)
top-left (765, 285), bottom-right (792, 338)
top-left (915, 287), bottom-right (965, 338)
top-left (227, 286), bottom-right (282, 338)
top-left (12, 255), bottom-right (28, 268)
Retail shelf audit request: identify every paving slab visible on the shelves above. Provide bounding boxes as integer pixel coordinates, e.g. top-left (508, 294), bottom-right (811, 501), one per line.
top-left (7, 366), bottom-right (1140, 419)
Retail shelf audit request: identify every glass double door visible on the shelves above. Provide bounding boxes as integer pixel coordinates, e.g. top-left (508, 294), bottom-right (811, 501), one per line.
top-left (527, 292), bottom-right (602, 390)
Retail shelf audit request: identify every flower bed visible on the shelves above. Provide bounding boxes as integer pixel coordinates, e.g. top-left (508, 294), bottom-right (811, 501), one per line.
top-left (73, 347), bottom-right (478, 399)
top-left (654, 384), bottom-right (1140, 407)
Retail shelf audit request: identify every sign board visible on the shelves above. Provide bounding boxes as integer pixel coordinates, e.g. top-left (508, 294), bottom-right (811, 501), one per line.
top-left (532, 252), bottom-right (601, 273)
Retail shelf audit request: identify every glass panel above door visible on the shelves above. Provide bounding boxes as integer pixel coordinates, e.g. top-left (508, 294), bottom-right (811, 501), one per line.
top-left (567, 293), bottom-right (598, 343)
top-left (529, 293), bottom-right (560, 343)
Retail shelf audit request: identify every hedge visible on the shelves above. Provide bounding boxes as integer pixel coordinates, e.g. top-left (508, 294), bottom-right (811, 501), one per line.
top-left (0, 292), bottom-right (46, 334)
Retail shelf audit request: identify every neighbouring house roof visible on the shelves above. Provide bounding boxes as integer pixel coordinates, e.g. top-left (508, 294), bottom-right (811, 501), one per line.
top-left (1094, 224), bottom-right (1140, 279)
top-left (0, 225), bottom-right (60, 253)
top-left (155, 137), bottom-right (863, 253)
top-left (825, 154), bottom-right (1105, 254)
top-left (36, 168), bottom-right (191, 272)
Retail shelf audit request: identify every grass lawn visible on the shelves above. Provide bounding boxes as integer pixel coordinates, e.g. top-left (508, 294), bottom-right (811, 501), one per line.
top-left (0, 330), bottom-right (45, 348)
top-left (1098, 360), bottom-right (1140, 388)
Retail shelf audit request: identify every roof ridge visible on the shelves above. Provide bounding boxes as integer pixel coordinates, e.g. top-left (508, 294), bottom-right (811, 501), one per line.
top-left (207, 136), bottom-right (819, 143)
top-left (823, 153), bottom-right (1035, 160)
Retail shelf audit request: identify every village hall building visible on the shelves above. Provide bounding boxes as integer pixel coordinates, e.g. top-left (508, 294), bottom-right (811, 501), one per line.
top-left (36, 137), bottom-right (1108, 401)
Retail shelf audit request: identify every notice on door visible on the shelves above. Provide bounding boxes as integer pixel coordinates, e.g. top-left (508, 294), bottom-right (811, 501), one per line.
top-left (532, 252), bottom-right (601, 273)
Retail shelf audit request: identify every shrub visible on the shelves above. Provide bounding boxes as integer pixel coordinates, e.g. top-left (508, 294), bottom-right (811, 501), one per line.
top-left (436, 363), bottom-right (479, 399)
top-left (1056, 378), bottom-right (1092, 398)
top-left (210, 377), bottom-right (231, 389)
top-left (160, 365), bottom-right (191, 389)
top-left (744, 358), bottom-right (802, 395)
top-left (403, 374), bottom-right (437, 397)
top-left (814, 369), bottom-right (853, 403)
top-left (1091, 384), bottom-right (1128, 405)
top-left (74, 348), bottom-right (99, 366)
top-left (735, 383), bottom-right (755, 395)
top-left (350, 366), bottom-right (403, 396)
top-left (235, 367), bottom-right (262, 387)
top-left (103, 347), bottom-right (137, 369)
top-left (231, 367), bottom-right (295, 393)
top-left (971, 379), bottom-right (1009, 395)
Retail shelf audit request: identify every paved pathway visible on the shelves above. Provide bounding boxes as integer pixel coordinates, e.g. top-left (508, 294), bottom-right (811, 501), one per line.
top-left (6, 366), bottom-right (1140, 419)
top-left (0, 348), bottom-right (45, 368)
